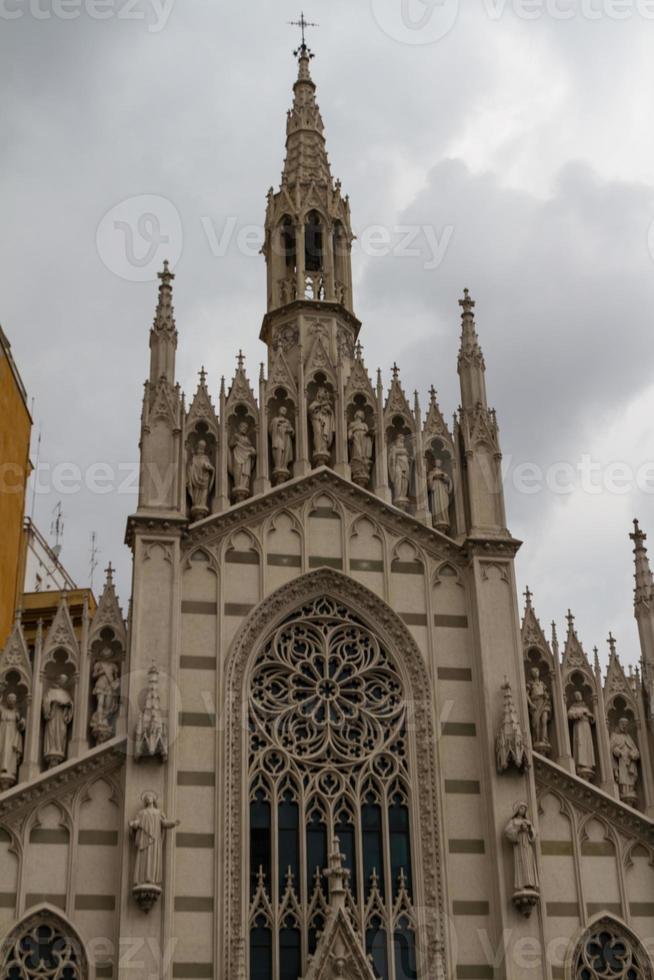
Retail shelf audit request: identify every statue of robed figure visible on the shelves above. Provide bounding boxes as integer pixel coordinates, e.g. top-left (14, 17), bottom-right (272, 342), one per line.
top-left (187, 439), bottom-right (215, 520)
top-left (610, 717), bottom-right (640, 805)
top-left (42, 676), bottom-right (74, 769)
top-left (0, 693), bottom-right (25, 790)
top-left (130, 791), bottom-right (179, 912)
top-left (504, 801), bottom-right (540, 917)
top-left (567, 692), bottom-right (596, 780)
top-left (269, 407), bottom-right (295, 483)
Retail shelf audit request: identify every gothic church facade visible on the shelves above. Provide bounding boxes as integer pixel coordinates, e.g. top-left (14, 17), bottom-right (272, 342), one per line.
top-left (1, 42), bottom-right (654, 980)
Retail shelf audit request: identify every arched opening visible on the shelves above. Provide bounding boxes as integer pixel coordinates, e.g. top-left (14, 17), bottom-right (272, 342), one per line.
top-left (222, 569), bottom-right (445, 980)
top-left (0, 907), bottom-right (89, 979)
top-left (332, 221), bottom-right (348, 306)
top-left (247, 595), bottom-right (416, 980)
top-left (569, 916), bottom-right (653, 979)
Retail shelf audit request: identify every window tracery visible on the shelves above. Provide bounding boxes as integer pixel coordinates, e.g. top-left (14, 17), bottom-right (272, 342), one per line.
top-left (573, 920), bottom-right (653, 980)
top-left (0, 913), bottom-right (86, 980)
top-left (248, 596), bottom-right (417, 980)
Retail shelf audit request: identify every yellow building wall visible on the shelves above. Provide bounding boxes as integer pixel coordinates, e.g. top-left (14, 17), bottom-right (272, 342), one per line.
top-left (0, 339), bottom-right (31, 646)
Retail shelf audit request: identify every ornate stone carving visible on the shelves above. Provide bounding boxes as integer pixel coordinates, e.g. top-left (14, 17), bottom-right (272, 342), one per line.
top-left (0, 910), bottom-right (87, 980)
top-left (223, 569), bottom-right (447, 980)
top-left (496, 679), bottom-right (530, 773)
top-left (610, 717), bottom-right (640, 806)
top-left (130, 791), bottom-right (179, 912)
top-left (273, 323), bottom-right (299, 353)
top-left (187, 439), bottom-right (215, 520)
top-left (567, 692), bottom-right (596, 780)
top-left (526, 667), bottom-right (551, 755)
top-left (229, 422), bottom-right (256, 501)
top-left (269, 407), bottom-right (295, 483)
top-left (504, 801), bottom-right (540, 917)
top-left (134, 663), bottom-right (168, 762)
top-left (309, 386), bottom-right (335, 464)
top-left (42, 676), bottom-right (74, 769)
top-left (427, 460), bottom-right (452, 532)
top-left (0, 693), bottom-right (25, 791)
top-left (388, 433), bottom-right (411, 507)
top-left (90, 660), bottom-right (120, 745)
top-left (347, 410), bottom-right (373, 487)
top-left (572, 919), bottom-right (654, 980)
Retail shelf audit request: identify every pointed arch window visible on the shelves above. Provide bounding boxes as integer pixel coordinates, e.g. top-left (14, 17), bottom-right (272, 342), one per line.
top-left (572, 918), bottom-right (653, 980)
top-left (0, 910), bottom-right (88, 980)
top-left (247, 597), bottom-right (417, 980)
top-left (304, 211), bottom-right (323, 273)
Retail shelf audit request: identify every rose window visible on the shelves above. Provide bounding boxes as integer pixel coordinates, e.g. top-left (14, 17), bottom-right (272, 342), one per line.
top-left (1, 916), bottom-right (85, 980)
top-left (574, 920), bottom-right (653, 980)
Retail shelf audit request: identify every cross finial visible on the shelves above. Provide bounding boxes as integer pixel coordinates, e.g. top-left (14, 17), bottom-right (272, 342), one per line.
top-left (104, 562), bottom-right (114, 585)
top-left (158, 259), bottom-right (174, 286)
top-left (236, 350), bottom-right (245, 370)
top-left (355, 339), bottom-right (363, 359)
top-left (198, 365), bottom-right (207, 386)
top-left (566, 609), bottom-right (575, 633)
top-left (630, 518), bottom-right (647, 548)
top-left (607, 632), bottom-right (617, 658)
top-left (391, 362), bottom-right (400, 380)
top-left (288, 11), bottom-right (318, 54)
top-left (459, 287), bottom-right (475, 314)
top-left (523, 586), bottom-right (533, 609)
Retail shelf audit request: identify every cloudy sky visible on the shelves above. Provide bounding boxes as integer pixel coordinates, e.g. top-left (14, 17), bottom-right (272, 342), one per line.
top-left (4, 0), bottom-right (654, 666)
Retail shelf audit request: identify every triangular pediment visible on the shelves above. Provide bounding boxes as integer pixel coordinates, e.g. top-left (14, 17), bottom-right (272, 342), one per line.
top-left (90, 569), bottom-right (127, 649)
top-left (301, 906), bottom-right (375, 980)
top-left (267, 346), bottom-right (297, 399)
top-left (0, 616), bottom-right (32, 688)
top-left (344, 353), bottom-right (375, 405)
top-left (43, 597), bottom-right (79, 666)
top-left (522, 604), bottom-right (551, 658)
top-left (562, 627), bottom-right (592, 675)
top-left (187, 377), bottom-right (219, 435)
top-left (384, 373), bottom-right (413, 427)
top-left (187, 467), bottom-right (463, 562)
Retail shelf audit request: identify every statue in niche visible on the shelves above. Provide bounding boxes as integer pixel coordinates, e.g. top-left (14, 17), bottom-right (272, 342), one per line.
top-left (130, 791), bottom-right (179, 912)
top-left (135, 663), bottom-right (168, 762)
top-left (526, 667), bottom-right (551, 754)
top-left (504, 801), bottom-right (540, 917)
top-left (0, 693), bottom-right (25, 790)
top-left (187, 439), bottom-right (215, 520)
top-left (610, 717), bottom-right (640, 805)
top-left (229, 421), bottom-right (256, 501)
top-left (427, 459), bottom-right (453, 532)
top-left (269, 406), bottom-right (295, 482)
top-left (567, 691), bottom-right (596, 780)
top-left (90, 660), bottom-right (120, 744)
top-left (348, 410), bottom-right (373, 486)
top-left (388, 433), bottom-right (411, 505)
top-left (42, 675), bottom-right (74, 769)
top-left (309, 387), bottom-right (335, 464)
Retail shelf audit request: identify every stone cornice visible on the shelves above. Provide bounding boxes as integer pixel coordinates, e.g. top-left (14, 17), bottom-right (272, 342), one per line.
top-left (125, 511), bottom-right (188, 548)
top-left (185, 467), bottom-right (464, 564)
top-left (462, 534), bottom-right (522, 561)
top-left (259, 299), bottom-right (362, 344)
top-left (0, 737), bottom-right (126, 823)
top-left (534, 754), bottom-right (654, 844)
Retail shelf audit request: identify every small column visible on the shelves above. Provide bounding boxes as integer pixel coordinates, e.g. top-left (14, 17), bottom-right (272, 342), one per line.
top-left (216, 377), bottom-right (230, 511)
top-left (23, 621), bottom-right (44, 780)
top-left (593, 648), bottom-right (618, 799)
top-left (294, 346), bottom-right (311, 477)
top-left (296, 222), bottom-right (306, 301)
top-left (70, 594), bottom-right (91, 757)
top-left (323, 227), bottom-right (335, 302)
top-left (333, 357), bottom-right (349, 479)
top-left (373, 369), bottom-right (391, 504)
top-left (551, 623), bottom-right (573, 772)
top-left (254, 363), bottom-right (271, 495)
top-left (412, 391), bottom-right (430, 526)
top-left (635, 684), bottom-right (654, 817)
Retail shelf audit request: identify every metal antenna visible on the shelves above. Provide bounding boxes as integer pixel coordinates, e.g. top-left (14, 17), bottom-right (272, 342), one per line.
top-left (90, 531), bottom-right (101, 592)
top-left (29, 409), bottom-right (42, 521)
top-left (50, 502), bottom-right (64, 558)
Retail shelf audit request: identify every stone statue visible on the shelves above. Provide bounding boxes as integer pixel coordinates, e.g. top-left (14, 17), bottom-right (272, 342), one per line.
top-left (348, 410), bottom-right (373, 486)
top-left (526, 667), bottom-right (551, 753)
top-left (229, 422), bottom-right (256, 500)
top-left (504, 801), bottom-right (540, 916)
top-left (134, 663), bottom-right (168, 762)
top-left (567, 692), bottom-right (596, 780)
top-left (90, 660), bottom-right (120, 744)
top-left (269, 406), bottom-right (295, 482)
top-left (42, 675), bottom-right (74, 769)
top-left (309, 387), bottom-right (335, 464)
top-left (388, 434), bottom-right (411, 505)
top-left (187, 439), bottom-right (215, 519)
top-left (0, 693), bottom-right (25, 790)
top-left (129, 791), bottom-right (179, 912)
top-left (610, 717), bottom-right (640, 805)
top-left (427, 459), bottom-right (453, 532)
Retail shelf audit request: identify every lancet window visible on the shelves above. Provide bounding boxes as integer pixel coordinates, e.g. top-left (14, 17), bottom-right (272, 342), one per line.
top-left (572, 919), bottom-right (653, 980)
top-left (247, 596), bottom-right (417, 980)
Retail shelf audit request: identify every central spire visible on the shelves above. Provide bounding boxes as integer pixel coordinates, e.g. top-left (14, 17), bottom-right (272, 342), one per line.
top-left (282, 41), bottom-right (332, 188)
